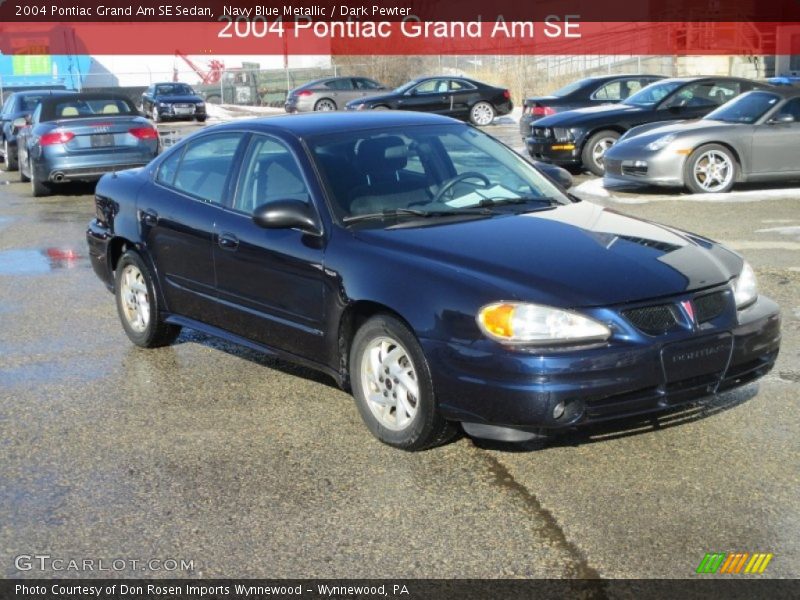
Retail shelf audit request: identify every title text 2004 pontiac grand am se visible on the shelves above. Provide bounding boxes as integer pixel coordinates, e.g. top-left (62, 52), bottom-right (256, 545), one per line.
top-left (86, 112), bottom-right (781, 450)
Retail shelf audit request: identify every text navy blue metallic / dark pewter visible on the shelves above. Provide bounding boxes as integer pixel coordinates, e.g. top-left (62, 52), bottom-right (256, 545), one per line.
top-left (86, 111), bottom-right (781, 450)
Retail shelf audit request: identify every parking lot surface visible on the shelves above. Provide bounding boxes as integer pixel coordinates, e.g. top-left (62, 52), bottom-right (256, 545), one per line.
top-left (1, 116), bottom-right (798, 579)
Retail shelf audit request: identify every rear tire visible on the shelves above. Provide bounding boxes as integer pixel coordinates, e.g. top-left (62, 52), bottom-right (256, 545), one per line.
top-left (115, 250), bottom-right (181, 348)
top-left (469, 101), bottom-right (496, 126)
top-left (30, 162), bottom-right (51, 197)
top-left (19, 160), bottom-right (30, 182)
top-left (350, 315), bottom-right (457, 450)
top-left (582, 130), bottom-right (620, 176)
top-left (314, 98), bottom-right (337, 111)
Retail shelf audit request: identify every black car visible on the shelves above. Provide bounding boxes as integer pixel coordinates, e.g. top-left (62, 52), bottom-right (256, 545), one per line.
top-left (141, 82), bottom-right (206, 123)
top-left (345, 76), bottom-right (512, 126)
top-left (526, 76), bottom-right (766, 175)
top-left (0, 89), bottom-right (75, 171)
top-left (86, 112), bottom-right (779, 450)
top-left (519, 74), bottom-right (664, 138)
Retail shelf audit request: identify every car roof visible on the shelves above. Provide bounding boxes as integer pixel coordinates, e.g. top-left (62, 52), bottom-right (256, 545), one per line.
top-left (153, 82), bottom-right (192, 86)
top-left (747, 87), bottom-right (800, 99)
top-left (209, 111), bottom-right (463, 138)
top-left (10, 90), bottom-right (76, 100)
top-left (579, 74), bottom-right (664, 83)
top-left (653, 76), bottom-right (760, 85)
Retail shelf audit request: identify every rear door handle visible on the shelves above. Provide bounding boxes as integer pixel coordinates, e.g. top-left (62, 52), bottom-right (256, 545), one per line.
top-left (140, 209), bottom-right (158, 226)
top-left (217, 232), bottom-right (239, 251)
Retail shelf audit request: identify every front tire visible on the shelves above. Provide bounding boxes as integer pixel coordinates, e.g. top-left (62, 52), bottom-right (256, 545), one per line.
top-left (3, 140), bottom-right (18, 171)
top-left (684, 144), bottom-right (737, 194)
top-left (115, 250), bottom-right (181, 348)
top-left (582, 130), bottom-right (620, 176)
top-left (469, 101), bottom-right (496, 126)
top-left (350, 315), bottom-right (456, 450)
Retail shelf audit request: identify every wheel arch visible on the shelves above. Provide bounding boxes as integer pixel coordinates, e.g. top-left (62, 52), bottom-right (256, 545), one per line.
top-left (580, 125), bottom-right (626, 150)
top-left (107, 236), bottom-right (172, 313)
top-left (689, 141), bottom-right (745, 180)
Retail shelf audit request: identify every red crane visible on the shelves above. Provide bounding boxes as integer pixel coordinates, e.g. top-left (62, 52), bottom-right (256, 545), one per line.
top-left (174, 51), bottom-right (224, 84)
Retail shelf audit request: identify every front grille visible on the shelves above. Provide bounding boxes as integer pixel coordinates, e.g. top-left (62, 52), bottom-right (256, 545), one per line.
top-left (694, 291), bottom-right (726, 323)
top-left (174, 103), bottom-right (194, 108)
top-left (622, 164), bottom-right (648, 176)
top-left (623, 304), bottom-right (680, 335)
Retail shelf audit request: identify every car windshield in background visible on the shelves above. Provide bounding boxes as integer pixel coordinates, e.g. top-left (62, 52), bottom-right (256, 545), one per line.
top-left (21, 96), bottom-right (46, 111)
top-left (704, 91), bottom-right (781, 124)
top-left (393, 80), bottom-right (420, 94)
top-left (623, 80), bottom-right (684, 107)
top-left (309, 124), bottom-right (567, 224)
top-left (155, 84), bottom-right (194, 96)
top-left (46, 97), bottom-right (138, 121)
top-left (551, 79), bottom-right (587, 97)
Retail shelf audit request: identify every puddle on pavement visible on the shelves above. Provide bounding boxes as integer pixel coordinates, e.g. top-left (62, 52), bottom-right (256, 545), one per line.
top-left (0, 248), bottom-right (86, 275)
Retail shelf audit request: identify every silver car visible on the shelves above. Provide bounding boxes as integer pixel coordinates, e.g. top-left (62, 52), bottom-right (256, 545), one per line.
top-left (284, 77), bottom-right (387, 113)
top-left (604, 88), bottom-right (800, 193)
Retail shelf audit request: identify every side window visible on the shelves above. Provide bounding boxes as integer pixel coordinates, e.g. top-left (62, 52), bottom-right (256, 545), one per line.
top-left (355, 78), bottom-right (381, 90)
top-left (450, 80), bottom-right (476, 91)
top-left (620, 79), bottom-right (644, 98)
top-left (31, 104), bottom-right (41, 124)
top-left (593, 81), bottom-right (622, 101)
top-left (156, 147), bottom-right (184, 186)
top-left (707, 82), bottom-right (740, 105)
top-left (414, 79), bottom-right (448, 94)
top-left (172, 133), bottom-right (244, 204)
top-left (233, 136), bottom-right (309, 215)
top-left (325, 79), bottom-right (353, 91)
top-left (776, 98), bottom-right (800, 121)
top-left (1, 95), bottom-right (13, 116)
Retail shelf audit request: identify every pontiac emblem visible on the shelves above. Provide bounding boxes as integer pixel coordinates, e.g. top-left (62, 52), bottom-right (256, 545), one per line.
top-left (680, 300), bottom-right (696, 325)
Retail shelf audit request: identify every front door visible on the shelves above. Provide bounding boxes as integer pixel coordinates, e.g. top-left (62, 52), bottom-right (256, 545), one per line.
top-left (212, 134), bottom-right (328, 361)
top-left (398, 79), bottom-right (450, 113)
top-left (751, 98), bottom-right (800, 174)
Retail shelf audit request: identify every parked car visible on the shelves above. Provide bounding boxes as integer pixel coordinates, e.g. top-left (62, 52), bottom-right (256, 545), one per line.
top-left (141, 82), bottom-right (206, 123)
top-left (519, 74), bottom-right (664, 138)
top-left (604, 88), bottom-right (800, 193)
top-left (526, 76), bottom-right (766, 176)
top-left (285, 77), bottom-right (388, 113)
top-left (17, 92), bottom-right (159, 196)
top-left (0, 89), bottom-right (75, 171)
top-left (345, 76), bottom-right (513, 126)
top-left (86, 112), bottom-right (780, 450)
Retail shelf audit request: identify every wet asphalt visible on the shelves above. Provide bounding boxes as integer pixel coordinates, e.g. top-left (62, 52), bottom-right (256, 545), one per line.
top-left (0, 117), bottom-right (798, 580)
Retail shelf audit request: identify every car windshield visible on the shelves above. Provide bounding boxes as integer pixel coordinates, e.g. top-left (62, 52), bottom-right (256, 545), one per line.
top-left (623, 80), bottom-right (684, 107)
top-left (155, 84), bottom-right (194, 96)
top-left (704, 91), bottom-right (781, 124)
top-left (551, 79), bottom-right (589, 97)
top-left (308, 124), bottom-right (568, 225)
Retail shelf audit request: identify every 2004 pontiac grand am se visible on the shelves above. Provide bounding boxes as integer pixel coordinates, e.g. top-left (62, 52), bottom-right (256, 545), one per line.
top-left (86, 112), bottom-right (781, 450)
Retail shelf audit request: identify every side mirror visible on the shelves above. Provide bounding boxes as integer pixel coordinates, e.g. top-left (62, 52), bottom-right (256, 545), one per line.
top-left (12, 116), bottom-right (28, 129)
top-left (535, 162), bottom-right (573, 190)
top-left (252, 199), bottom-right (319, 234)
top-left (769, 113), bottom-right (795, 124)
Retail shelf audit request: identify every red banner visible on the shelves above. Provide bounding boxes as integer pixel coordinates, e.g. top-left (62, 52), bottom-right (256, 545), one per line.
top-left (1, 21), bottom-right (798, 55)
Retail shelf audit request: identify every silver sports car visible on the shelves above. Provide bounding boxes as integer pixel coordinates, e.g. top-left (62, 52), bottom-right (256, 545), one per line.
top-left (604, 88), bottom-right (800, 193)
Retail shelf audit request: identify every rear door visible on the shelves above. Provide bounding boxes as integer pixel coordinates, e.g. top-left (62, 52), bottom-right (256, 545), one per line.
top-left (448, 79), bottom-right (478, 117)
top-left (211, 133), bottom-right (328, 360)
top-left (142, 131), bottom-right (248, 322)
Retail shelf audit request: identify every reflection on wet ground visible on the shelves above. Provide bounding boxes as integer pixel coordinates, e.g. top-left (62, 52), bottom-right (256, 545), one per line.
top-left (0, 248), bottom-right (86, 275)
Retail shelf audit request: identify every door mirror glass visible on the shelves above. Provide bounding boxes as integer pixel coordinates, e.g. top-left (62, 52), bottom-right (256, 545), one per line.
top-left (12, 117), bottom-right (27, 129)
top-left (252, 199), bottom-right (318, 234)
top-left (770, 113), bottom-right (795, 124)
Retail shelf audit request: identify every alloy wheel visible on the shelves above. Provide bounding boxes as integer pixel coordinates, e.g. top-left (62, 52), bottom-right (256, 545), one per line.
top-left (360, 336), bottom-right (419, 431)
top-left (693, 150), bottom-right (733, 192)
top-left (119, 264), bottom-right (151, 333)
top-left (591, 137), bottom-right (617, 170)
top-left (471, 102), bottom-right (495, 126)
top-left (315, 99), bottom-right (336, 111)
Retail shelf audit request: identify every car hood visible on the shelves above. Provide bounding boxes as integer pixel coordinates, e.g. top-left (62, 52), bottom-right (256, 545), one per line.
top-left (535, 103), bottom-right (644, 127)
top-left (615, 119), bottom-right (740, 148)
top-left (155, 95), bottom-right (203, 103)
top-left (353, 202), bottom-right (741, 308)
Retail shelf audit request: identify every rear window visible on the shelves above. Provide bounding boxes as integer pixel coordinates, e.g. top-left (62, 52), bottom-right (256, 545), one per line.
top-left (43, 97), bottom-right (137, 121)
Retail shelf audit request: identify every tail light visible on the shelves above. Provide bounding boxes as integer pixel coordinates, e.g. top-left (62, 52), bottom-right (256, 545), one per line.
top-left (297, 90), bottom-right (313, 97)
top-left (503, 89), bottom-right (511, 100)
top-left (129, 127), bottom-right (158, 140)
top-left (532, 105), bottom-right (556, 117)
top-left (40, 131), bottom-right (75, 146)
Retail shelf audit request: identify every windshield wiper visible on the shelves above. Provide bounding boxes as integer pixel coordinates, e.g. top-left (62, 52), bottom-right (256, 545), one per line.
top-left (468, 196), bottom-right (560, 209)
top-left (342, 207), bottom-right (491, 225)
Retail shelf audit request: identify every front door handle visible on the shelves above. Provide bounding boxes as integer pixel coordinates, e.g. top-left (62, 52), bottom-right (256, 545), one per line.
top-left (139, 209), bottom-right (158, 226)
top-left (217, 232), bottom-right (239, 251)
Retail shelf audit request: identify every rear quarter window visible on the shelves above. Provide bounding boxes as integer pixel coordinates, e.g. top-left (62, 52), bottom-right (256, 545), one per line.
top-left (170, 133), bottom-right (244, 204)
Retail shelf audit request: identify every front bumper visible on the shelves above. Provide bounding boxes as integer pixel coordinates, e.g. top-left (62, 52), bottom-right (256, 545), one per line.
top-left (525, 136), bottom-right (582, 166)
top-left (423, 294), bottom-right (780, 432)
top-left (603, 146), bottom-right (686, 187)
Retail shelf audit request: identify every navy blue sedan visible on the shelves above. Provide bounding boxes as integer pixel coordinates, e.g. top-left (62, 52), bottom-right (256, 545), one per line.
top-left (86, 112), bottom-right (780, 449)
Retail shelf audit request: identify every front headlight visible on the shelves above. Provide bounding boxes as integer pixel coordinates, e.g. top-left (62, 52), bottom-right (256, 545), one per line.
top-left (645, 133), bottom-right (676, 152)
top-left (158, 102), bottom-right (168, 108)
top-left (477, 302), bottom-right (611, 345)
top-left (196, 102), bottom-right (205, 108)
top-left (733, 261), bottom-right (758, 308)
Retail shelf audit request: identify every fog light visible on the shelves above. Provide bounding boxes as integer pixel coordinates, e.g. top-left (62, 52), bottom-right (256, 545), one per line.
top-left (553, 402), bottom-right (566, 419)
top-left (634, 160), bottom-right (647, 168)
